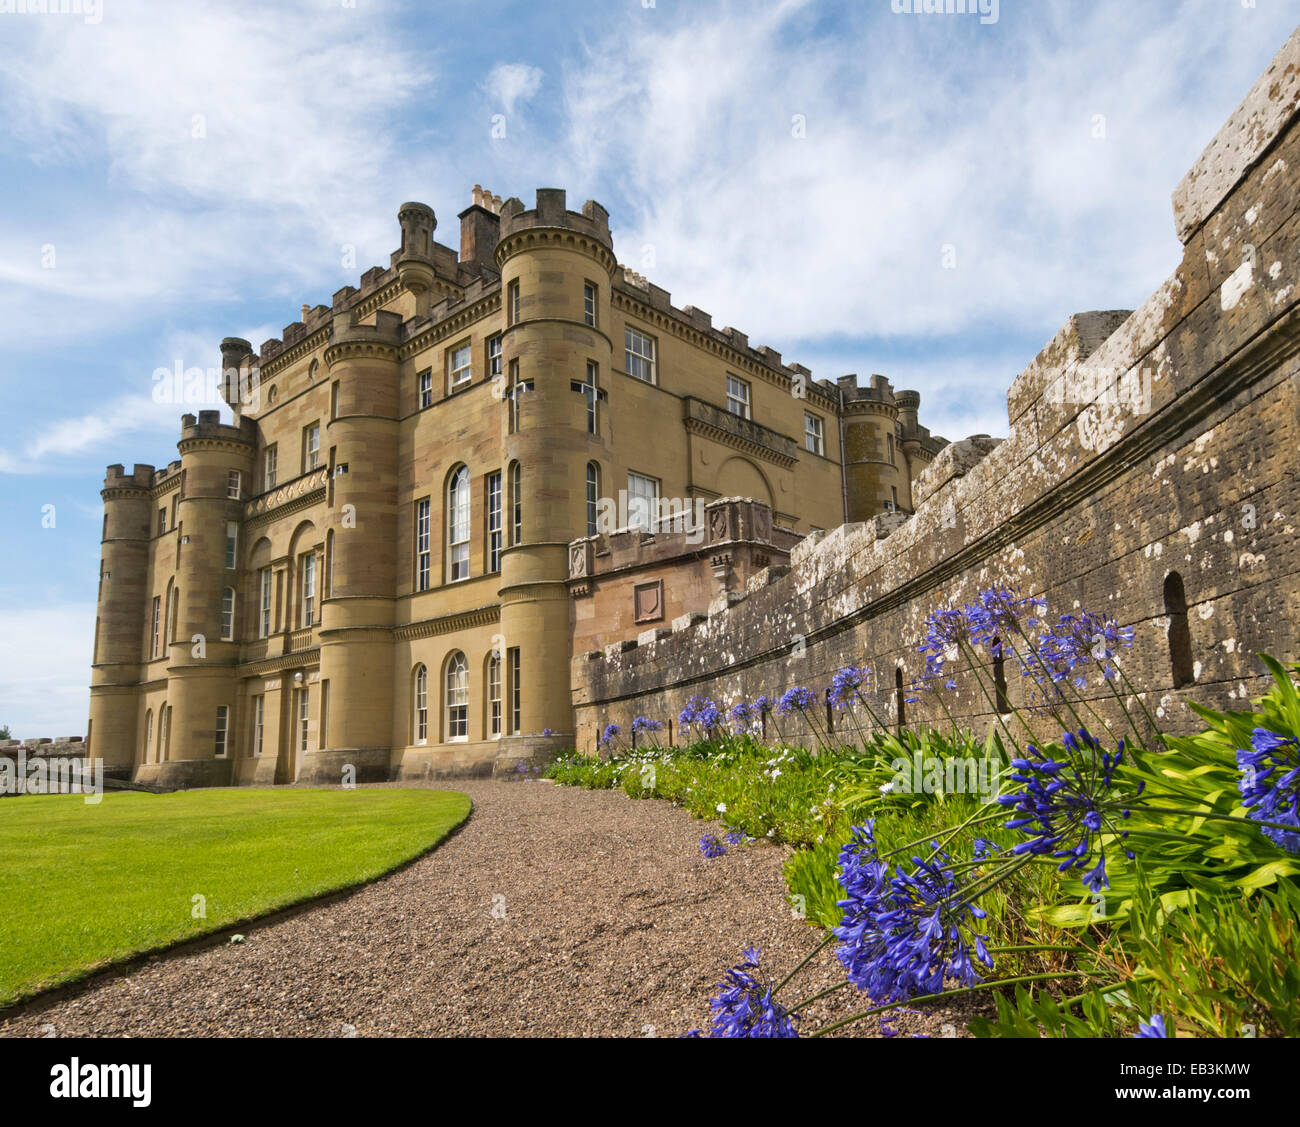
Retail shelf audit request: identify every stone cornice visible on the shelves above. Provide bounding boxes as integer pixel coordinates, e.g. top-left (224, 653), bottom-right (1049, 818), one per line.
top-left (239, 649), bottom-right (321, 679)
top-left (683, 401), bottom-right (799, 470)
top-left (261, 326), bottom-right (331, 378)
top-left (244, 468), bottom-right (329, 526)
top-left (324, 338), bottom-right (401, 367)
top-left (393, 604), bottom-right (500, 641)
top-left (495, 227), bottom-right (618, 276)
top-left (176, 435), bottom-right (254, 457)
top-left (401, 291), bottom-right (503, 361)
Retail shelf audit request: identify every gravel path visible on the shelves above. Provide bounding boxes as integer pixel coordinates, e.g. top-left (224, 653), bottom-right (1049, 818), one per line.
top-left (1, 780), bottom-right (979, 1038)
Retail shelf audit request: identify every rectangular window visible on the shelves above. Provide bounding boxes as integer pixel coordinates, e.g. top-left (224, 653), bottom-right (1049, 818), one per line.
top-left (264, 445), bottom-right (278, 490)
top-left (253, 695), bottom-right (265, 757)
top-left (508, 647), bottom-right (521, 734)
top-left (320, 679), bottom-right (330, 751)
top-left (625, 326), bottom-right (657, 383)
top-left (487, 471), bottom-right (502, 573)
top-left (171, 494), bottom-right (178, 529)
top-left (805, 412), bottom-right (825, 456)
top-left (488, 335), bottom-right (502, 382)
top-left (157, 508), bottom-right (167, 536)
top-left (221, 588), bottom-right (235, 640)
top-left (227, 470), bottom-right (241, 500)
top-left (298, 687), bottom-right (310, 753)
top-left (887, 433), bottom-right (896, 465)
top-left (726, 374), bottom-right (751, 419)
top-left (507, 281), bottom-right (521, 325)
top-left (449, 342), bottom-right (472, 389)
top-left (415, 498), bottom-right (431, 591)
top-left (891, 485), bottom-right (900, 511)
top-left (584, 281), bottom-right (598, 327)
top-left (225, 522), bottom-right (238, 569)
top-left (259, 567), bottom-right (273, 638)
top-left (489, 654), bottom-right (502, 738)
top-left (301, 552), bottom-right (316, 627)
top-left (418, 367), bottom-right (433, 409)
top-left (627, 472), bottom-right (660, 533)
top-left (151, 595), bottom-right (161, 658)
top-left (304, 423), bottom-right (321, 472)
top-left (510, 464), bottom-right (522, 546)
top-left (214, 705), bottom-right (229, 757)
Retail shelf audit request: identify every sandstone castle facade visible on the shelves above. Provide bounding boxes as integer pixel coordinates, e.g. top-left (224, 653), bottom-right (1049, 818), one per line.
top-left (88, 187), bottom-right (947, 787)
top-left (90, 26), bottom-right (1300, 787)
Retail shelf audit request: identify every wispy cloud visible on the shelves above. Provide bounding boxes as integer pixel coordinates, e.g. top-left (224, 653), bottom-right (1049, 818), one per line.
top-left (0, 603), bottom-right (94, 739)
top-left (485, 62), bottom-right (544, 116)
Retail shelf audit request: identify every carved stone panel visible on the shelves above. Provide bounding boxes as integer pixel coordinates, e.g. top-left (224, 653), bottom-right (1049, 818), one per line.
top-left (633, 579), bottom-right (664, 624)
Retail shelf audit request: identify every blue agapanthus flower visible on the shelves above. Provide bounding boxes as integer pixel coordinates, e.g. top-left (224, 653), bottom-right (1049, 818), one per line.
top-left (631, 716), bottom-right (663, 733)
top-left (752, 695), bottom-right (774, 715)
top-left (830, 665), bottom-right (873, 707)
top-left (997, 728), bottom-right (1138, 891)
top-left (1237, 727), bottom-right (1300, 854)
top-left (1135, 1014), bottom-right (1167, 1038)
top-left (598, 723), bottom-right (621, 750)
top-left (1025, 611), bottom-right (1136, 695)
top-left (917, 606), bottom-right (974, 682)
top-left (966, 586), bottom-right (1045, 657)
top-left (699, 835), bottom-right (727, 858)
top-left (680, 695), bottom-right (723, 732)
top-left (707, 947), bottom-right (799, 1038)
top-left (730, 700), bottom-right (755, 726)
top-left (972, 838), bottom-right (998, 861)
top-left (777, 686), bottom-right (817, 715)
top-left (833, 822), bottom-right (993, 1004)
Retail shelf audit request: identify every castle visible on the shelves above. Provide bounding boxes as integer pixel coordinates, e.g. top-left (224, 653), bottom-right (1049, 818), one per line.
top-left (90, 26), bottom-right (1300, 786)
top-left (88, 186), bottom-right (948, 786)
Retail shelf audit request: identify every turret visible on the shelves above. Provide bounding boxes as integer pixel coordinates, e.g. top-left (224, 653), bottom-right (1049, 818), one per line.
top-left (396, 202), bottom-right (438, 318)
top-left (87, 463), bottom-right (156, 778)
top-left (494, 188), bottom-right (617, 744)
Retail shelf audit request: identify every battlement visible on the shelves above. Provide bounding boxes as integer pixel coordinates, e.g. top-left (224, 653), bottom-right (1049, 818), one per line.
top-left (499, 188), bottom-right (613, 249)
top-left (102, 463), bottom-right (156, 491)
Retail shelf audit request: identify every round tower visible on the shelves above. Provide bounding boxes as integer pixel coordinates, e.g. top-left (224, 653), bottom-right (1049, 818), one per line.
top-left (88, 463), bottom-right (155, 780)
top-left (839, 374), bottom-right (908, 522)
top-left (495, 189), bottom-right (617, 744)
top-left (311, 305), bottom-right (404, 783)
top-left (161, 410), bottom-right (256, 787)
top-left (396, 202), bottom-right (438, 319)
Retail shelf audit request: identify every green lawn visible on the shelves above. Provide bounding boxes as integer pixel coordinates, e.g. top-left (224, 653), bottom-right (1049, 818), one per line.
top-left (0, 787), bottom-right (471, 1008)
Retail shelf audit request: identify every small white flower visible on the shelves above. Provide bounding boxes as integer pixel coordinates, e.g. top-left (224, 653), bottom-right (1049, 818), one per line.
top-left (716, 802), bottom-right (727, 814)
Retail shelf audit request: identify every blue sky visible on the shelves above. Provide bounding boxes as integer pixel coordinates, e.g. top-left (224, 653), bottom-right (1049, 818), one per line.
top-left (0, 0), bottom-right (1296, 737)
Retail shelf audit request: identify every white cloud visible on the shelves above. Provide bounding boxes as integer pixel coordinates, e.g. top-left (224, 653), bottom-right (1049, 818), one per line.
top-left (553, 1), bottom-right (1298, 354)
top-left (0, 603), bottom-right (95, 739)
top-left (485, 62), bottom-right (544, 116)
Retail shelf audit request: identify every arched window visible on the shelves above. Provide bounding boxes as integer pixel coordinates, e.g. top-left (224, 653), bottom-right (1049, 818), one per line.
top-left (158, 703), bottom-right (170, 762)
top-left (413, 664), bottom-right (428, 744)
top-left (508, 462), bottom-right (522, 546)
top-left (586, 462), bottom-right (601, 538)
top-left (487, 650), bottom-right (503, 738)
top-left (1164, 572), bottom-right (1196, 688)
top-left (143, 710), bottom-right (153, 764)
top-left (221, 587), bottom-right (236, 641)
top-left (895, 667), bottom-right (906, 731)
top-left (445, 652), bottom-right (469, 741)
top-left (447, 466), bottom-right (471, 581)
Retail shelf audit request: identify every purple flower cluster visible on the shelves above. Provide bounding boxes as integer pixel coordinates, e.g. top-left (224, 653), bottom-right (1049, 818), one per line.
top-left (679, 695), bottom-right (723, 733)
top-left (598, 723), bottom-right (621, 750)
top-left (707, 947), bottom-right (800, 1038)
top-left (833, 822), bottom-right (993, 1004)
top-left (1135, 1014), bottom-right (1167, 1039)
top-left (1025, 611), bottom-right (1136, 693)
top-left (997, 728), bottom-right (1137, 892)
top-left (699, 835), bottom-right (727, 858)
top-left (631, 716), bottom-right (663, 733)
top-left (1237, 727), bottom-right (1300, 854)
top-left (830, 665), bottom-right (873, 708)
top-left (917, 587), bottom-right (1043, 684)
top-left (778, 686), bottom-right (817, 715)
